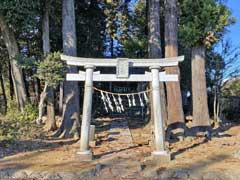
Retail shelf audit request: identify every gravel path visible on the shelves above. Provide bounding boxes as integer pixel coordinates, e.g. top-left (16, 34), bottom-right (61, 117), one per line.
top-left (108, 119), bottom-right (133, 151)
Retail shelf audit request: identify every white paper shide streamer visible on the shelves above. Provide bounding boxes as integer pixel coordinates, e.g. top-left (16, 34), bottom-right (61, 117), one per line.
top-left (132, 94), bottom-right (136, 106)
top-left (127, 95), bottom-right (132, 107)
top-left (100, 91), bottom-right (108, 112)
top-left (106, 93), bottom-right (114, 112)
top-left (138, 94), bottom-right (144, 107)
top-left (144, 92), bottom-right (149, 103)
top-left (95, 87), bottom-right (150, 113)
top-left (112, 94), bottom-right (121, 113)
top-left (118, 95), bottom-right (124, 112)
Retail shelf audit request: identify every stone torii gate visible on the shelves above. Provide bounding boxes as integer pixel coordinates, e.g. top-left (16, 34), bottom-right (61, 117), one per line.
top-left (61, 55), bottom-right (184, 161)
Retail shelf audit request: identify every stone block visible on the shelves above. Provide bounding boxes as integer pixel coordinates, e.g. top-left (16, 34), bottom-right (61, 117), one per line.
top-left (188, 171), bottom-right (203, 180)
top-left (58, 172), bottom-right (79, 180)
top-left (45, 173), bottom-right (62, 180)
top-left (76, 150), bottom-right (93, 162)
top-left (29, 171), bottom-right (43, 179)
top-left (90, 125), bottom-right (95, 141)
top-left (151, 151), bottom-right (171, 164)
top-left (0, 170), bottom-right (9, 179)
top-left (12, 171), bottom-right (28, 179)
top-left (173, 170), bottom-right (189, 179)
top-left (157, 170), bottom-right (175, 179)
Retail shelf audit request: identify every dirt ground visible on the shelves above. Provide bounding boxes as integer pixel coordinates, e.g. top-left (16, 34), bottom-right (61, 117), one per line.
top-left (0, 118), bottom-right (240, 180)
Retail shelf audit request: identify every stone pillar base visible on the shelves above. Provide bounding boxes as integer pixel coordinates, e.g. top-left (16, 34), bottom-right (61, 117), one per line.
top-left (76, 150), bottom-right (93, 162)
top-left (151, 151), bottom-right (171, 163)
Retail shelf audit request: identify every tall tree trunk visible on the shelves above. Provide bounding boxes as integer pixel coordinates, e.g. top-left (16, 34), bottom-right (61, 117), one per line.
top-left (0, 69), bottom-right (7, 114)
top-left (111, 38), bottom-right (114, 57)
top-left (33, 77), bottom-right (40, 102)
top-left (191, 46), bottom-right (210, 129)
top-left (36, 83), bottom-right (48, 124)
top-left (213, 87), bottom-right (220, 127)
top-left (0, 14), bottom-right (27, 111)
top-left (46, 86), bottom-right (57, 131)
top-left (148, 0), bottom-right (161, 57)
top-left (148, 0), bottom-right (167, 132)
top-left (164, 0), bottom-right (185, 136)
top-left (23, 69), bottom-right (30, 99)
top-left (59, 82), bottom-right (63, 116)
top-left (213, 89), bottom-right (217, 122)
top-left (55, 0), bottom-right (80, 139)
top-left (42, 0), bottom-right (50, 55)
top-left (8, 61), bottom-right (14, 100)
top-left (41, 0), bottom-right (56, 131)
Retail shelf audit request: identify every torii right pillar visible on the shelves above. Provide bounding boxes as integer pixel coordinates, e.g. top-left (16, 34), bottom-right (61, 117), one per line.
top-left (150, 66), bottom-right (171, 163)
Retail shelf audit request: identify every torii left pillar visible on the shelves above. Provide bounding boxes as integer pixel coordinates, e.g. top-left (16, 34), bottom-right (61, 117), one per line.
top-left (76, 65), bottom-right (94, 161)
top-left (150, 66), bottom-right (171, 162)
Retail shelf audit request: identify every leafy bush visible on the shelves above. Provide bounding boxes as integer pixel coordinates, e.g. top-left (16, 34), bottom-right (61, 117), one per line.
top-left (0, 102), bottom-right (38, 146)
top-left (0, 117), bottom-right (18, 145)
top-left (36, 52), bottom-right (66, 87)
top-left (221, 97), bottom-right (240, 122)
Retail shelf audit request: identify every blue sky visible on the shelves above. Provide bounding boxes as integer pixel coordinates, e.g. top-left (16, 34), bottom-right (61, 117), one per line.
top-left (225, 0), bottom-right (240, 47)
top-left (225, 0), bottom-right (240, 77)
top-left (215, 0), bottom-right (240, 78)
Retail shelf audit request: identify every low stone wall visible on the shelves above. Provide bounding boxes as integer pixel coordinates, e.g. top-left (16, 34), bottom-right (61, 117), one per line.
top-left (0, 167), bottom-right (100, 180)
top-left (1, 166), bottom-right (240, 180)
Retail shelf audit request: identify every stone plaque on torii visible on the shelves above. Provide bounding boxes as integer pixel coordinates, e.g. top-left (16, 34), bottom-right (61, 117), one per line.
top-left (61, 55), bottom-right (184, 161)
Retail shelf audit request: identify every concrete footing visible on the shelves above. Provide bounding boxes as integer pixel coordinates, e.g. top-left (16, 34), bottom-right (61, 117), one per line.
top-left (151, 151), bottom-right (171, 163)
top-left (76, 150), bottom-right (93, 162)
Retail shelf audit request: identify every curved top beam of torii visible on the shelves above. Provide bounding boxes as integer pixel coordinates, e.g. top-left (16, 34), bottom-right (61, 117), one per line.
top-left (61, 55), bottom-right (184, 67)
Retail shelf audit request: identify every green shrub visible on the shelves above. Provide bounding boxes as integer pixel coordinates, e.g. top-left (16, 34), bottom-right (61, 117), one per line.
top-left (0, 117), bottom-right (18, 145)
top-left (36, 52), bottom-right (66, 87)
top-left (0, 102), bottom-right (38, 146)
top-left (221, 97), bottom-right (240, 122)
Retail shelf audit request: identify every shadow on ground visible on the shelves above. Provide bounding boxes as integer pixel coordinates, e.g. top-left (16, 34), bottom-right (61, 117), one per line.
top-left (0, 138), bottom-right (78, 159)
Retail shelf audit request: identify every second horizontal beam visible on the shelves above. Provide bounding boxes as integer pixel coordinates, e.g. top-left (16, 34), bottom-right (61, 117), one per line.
top-left (66, 72), bottom-right (178, 82)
